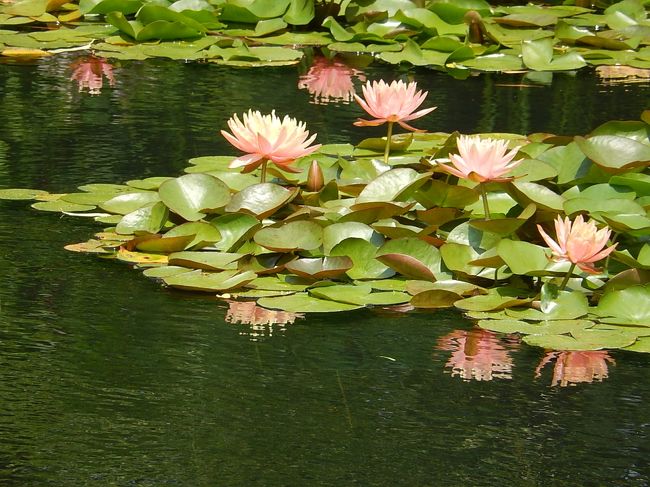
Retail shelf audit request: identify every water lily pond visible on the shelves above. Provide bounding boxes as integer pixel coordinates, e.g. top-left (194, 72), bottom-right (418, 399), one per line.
top-left (1, 51), bottom-right (650, 484)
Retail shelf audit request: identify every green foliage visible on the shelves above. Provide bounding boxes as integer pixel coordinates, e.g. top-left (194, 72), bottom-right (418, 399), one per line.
top-left (1, 0), bottom-right (650, 73)
top-left (4, 110), bottom-right (650, 354)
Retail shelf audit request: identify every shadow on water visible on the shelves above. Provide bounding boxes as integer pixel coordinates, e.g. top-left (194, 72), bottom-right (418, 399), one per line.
top-left (0, 55), bottom-right (649, 485)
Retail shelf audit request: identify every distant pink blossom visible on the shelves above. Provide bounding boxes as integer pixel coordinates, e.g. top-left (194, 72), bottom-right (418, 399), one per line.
top-left (221, 110), bottom-right (321, 173)
top-left (70, 56), bottom-right (115, 95)
top-left (436, 329), bottom-right (519, 381)
top-left (354, 79), bottom-right (435, 131)
top-left (535, 351), bottom-right (615, 387)
top-left (537, 215), bottom-right (617, 274)
top-left (439, 135), bottom-right (521, 183)
top-left (298, 56), bottom-right (365, 105)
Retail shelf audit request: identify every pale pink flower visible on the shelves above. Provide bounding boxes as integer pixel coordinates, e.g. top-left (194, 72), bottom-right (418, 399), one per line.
top-left (537, 215), bottom-right (617, 274)
top-left (298, 56), bottom-right (365, 105)
top-left (436, 329), bottom-right (519, 381)
top-left (70, 56), bottom-right (115, 95)
top-left (353, 79), bottom-right (435, 131)
top-left (221, 110), bottom-right (321, 173)
top-left (535, 351), bottom-right (615, 387)
top-left (439, 135), bottom-right (521, 183)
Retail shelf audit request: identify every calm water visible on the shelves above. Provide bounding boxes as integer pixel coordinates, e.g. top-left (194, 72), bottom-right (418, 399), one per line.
top-left (0, 55), bottom-right (649, 486)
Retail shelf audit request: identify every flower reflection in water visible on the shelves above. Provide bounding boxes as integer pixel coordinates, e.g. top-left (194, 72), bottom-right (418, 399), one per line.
top-left (70, 55), bottom-right (116, 95)
top-left (224, 300), bottom-right (304, 341)
top-left (535, 351), bottom-right (615, 387)
top-left (298, 56), bottom-right (365, 105)
top-left (436, 328), bottom-right (519, 382)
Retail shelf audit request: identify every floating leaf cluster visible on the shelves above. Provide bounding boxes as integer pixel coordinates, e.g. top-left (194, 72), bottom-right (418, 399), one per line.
top-left (0, 0), bottom-right (649, 74)
top-left (2, 108), bottom-right (650, 354)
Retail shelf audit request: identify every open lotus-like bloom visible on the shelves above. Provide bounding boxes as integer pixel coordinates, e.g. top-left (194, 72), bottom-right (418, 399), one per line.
top-left (70, 56), bottom-right (115, 95)
top-left (436, 329), bottom-right (519, 382)
top-left (353, 79), bottom-right (435, 131)
top-left (298, 56), bottom-right (365, 105)
top-left (537, 215), bottom-right (617, 273)
top-left (439, 135), bottom-right (521, 183)
top-left (535, 351), bottom-right (614, 387)
top-left (221, 110), bottom-right (321, 173)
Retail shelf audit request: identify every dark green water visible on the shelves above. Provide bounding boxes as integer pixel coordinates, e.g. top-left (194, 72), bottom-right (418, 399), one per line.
top-left (0, 56), bottom-right (649, 486)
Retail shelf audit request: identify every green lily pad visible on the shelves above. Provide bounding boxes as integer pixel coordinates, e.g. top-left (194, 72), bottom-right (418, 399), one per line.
top-left (163, 269), bottom-right (256, 292)
top-left (0, 188), bottom-right (49, 200)
top-left (163, 221), bottom-right (221, 249)
top-left (356, 168), bottom-right (430, 203)
top-left (100, 191), bottom-right (160, 214)
top-left (522, 38), bottom-right (586, 71)
top-left (225, 183), bottom-right (298, 219)
top-left (258, 293), bottom-right (362, 312)
top-left (31, 200), bottom-right (96, 212)
top-left (310, 284), bottom-right (410, 306)
top-left (377, 237), bottom-right (444, 281)
top-left (254, 220), bottom-right (323, 252)
top-left (142, 265), bottom-right (194, 278)
top-left (115, 201), bottom-right (169, 235)
top-left (497, 239), bottom-right (550, 275)
top-left (168, 251), bottom-right (243, 270)
top-left (575, 135), bottom-right (650, 172)
top-left (322, 221), bottom-right (377, 255)
top-left (478, 319), bottom-right (594, 335)
top-left (524, 329), bottom-right (638, 351)
top-left (135, 234), bottom-right (195, 253)
top-left (210, 213), bottom-right (260, 252)
top-left (596, 284), bottom-right (650, 325)
top-left (159, 173), bottom-right (231, 221)
top-left (410, 289), bottom-right (461, 308)
top-left (329, 238), bottom-right (393, 280)
top-left (624, 336), bottom-right (650, 353)
top-left (454, 288), bottom-right (532, 311)
top-left (285, 256), bottom-right (353, 280)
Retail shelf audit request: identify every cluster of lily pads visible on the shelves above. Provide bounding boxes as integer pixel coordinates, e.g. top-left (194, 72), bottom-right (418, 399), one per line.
top-left (1, 0), bottom-right (649, 74)
top-left (2, 106), bottom-right (649, 353)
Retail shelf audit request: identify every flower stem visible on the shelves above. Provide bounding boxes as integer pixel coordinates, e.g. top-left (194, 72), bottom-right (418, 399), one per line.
top-left (559, 263), bottom-right (576, 291)
top-left (384, 121), bottom-right (394, 165)
top-left (479, 183), bottom-right (491, 220)
top-left (260, 160), bottom-right (268, 184)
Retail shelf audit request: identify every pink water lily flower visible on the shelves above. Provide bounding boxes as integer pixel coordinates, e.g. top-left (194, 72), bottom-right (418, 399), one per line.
top-left (537, 215), bottom-right (617, 274)
top-left (353, 79), bottom-right (435, 131)
top-left (440, 134), bottom-right (521, 183)
top-left (221, 110), bottom-right (321, 175)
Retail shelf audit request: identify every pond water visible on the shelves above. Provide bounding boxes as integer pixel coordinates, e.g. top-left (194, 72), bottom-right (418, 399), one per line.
top-left (1, 55), bottom-right (649, 486)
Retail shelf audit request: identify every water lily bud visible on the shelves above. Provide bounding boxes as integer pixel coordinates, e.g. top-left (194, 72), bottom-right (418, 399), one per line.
top-left (306, 160), bottom-right (324, 192)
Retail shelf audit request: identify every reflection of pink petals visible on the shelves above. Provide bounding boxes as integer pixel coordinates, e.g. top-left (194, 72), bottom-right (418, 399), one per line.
top-left (225, 300), bottom-right (304, 327)
top-left (436, 329), bottom-right (519, 381)
top-left (70, 56), bottom-right (115, 95)
top-left (298, 56), bottom-right (365, 105)
top-left (535, 351), bottom-right (615, 387)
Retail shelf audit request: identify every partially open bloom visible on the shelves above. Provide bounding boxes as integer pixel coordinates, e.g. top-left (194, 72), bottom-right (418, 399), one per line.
top-left (221, 110), bottom-right (321, 173)
top-left (439, 135), bottom-right (521, 182)
top-left (436, 329), bottom-right (519, 382)
top-left (298, 56), bottom-right (365, 105)
top-left (353, 79), bottom-right (435, 131)
top-left (535, 351), bottom-right (614, 387)
top-left (70, 56), bottom-right (115, 95)
top-left (537, 215), bottom-right (617, 273)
